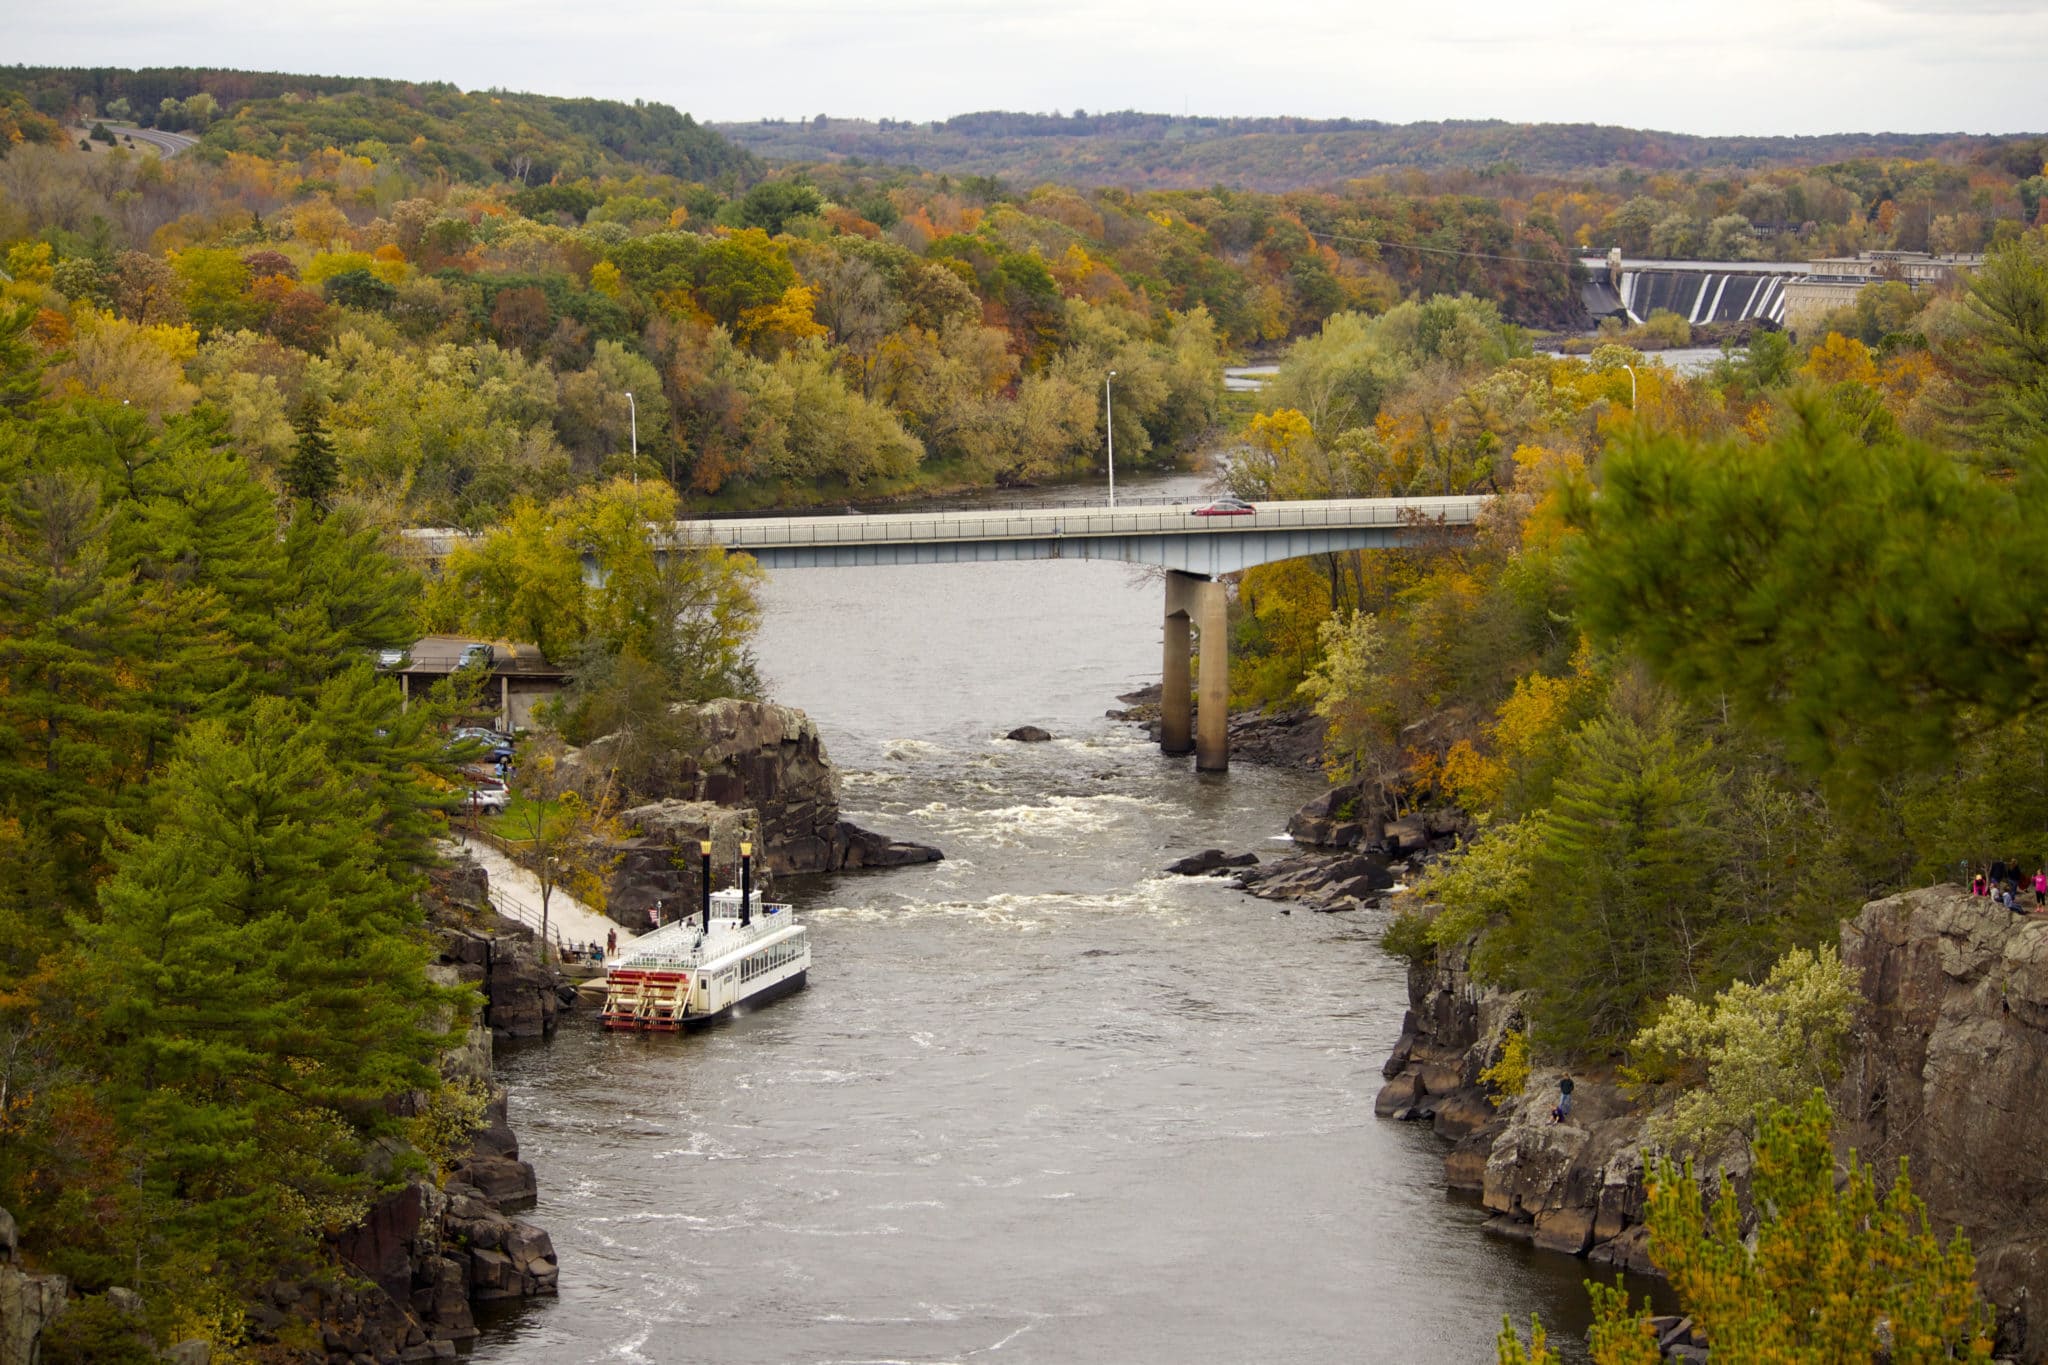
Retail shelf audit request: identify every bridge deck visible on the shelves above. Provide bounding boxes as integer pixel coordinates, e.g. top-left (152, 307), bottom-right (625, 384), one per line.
top-left (673, 496), bottom-right (1489, 573)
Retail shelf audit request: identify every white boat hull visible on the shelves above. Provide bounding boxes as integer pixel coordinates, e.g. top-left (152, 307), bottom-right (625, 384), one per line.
top-left (601, 896), bottom-right (809, 1032)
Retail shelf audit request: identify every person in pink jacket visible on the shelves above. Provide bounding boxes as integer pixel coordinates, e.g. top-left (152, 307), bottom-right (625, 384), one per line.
top-left (2034, 869), bottom-right (2046, 909)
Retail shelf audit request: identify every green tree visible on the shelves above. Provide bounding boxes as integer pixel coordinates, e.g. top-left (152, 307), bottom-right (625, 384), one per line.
top-left (284, 398), bottom-right (339, 509)
top-left (1628, 945), bottom-right (1859, 1151)
top-left (1475, 694), bottom-right (1729, 1056)
top-left (428, 480), bottom-right (762, 701)
top-left (1567, 401), bottom-right (2048, 788)
top-left (76, 698), bottom-right (456, 1295)
top-left (1930, 229), bottom-right (2048, 472)
top-left (0, 470), bottom-right (148, 901)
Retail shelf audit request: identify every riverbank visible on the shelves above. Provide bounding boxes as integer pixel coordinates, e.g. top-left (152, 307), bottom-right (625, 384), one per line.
top-left (465, 555), bottom-right (1608, 1363)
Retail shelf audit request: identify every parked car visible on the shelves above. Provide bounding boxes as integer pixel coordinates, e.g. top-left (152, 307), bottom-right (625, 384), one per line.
top-left (449, 726), bottom-right (515, 762)
top-left (1190, 497), bottom-right (1257, 516)
top-left (457, 642), bottom-right (495, 670)
top-left (463, 783), bottom-right (509, 814)
top-left (374, 646), bottom-right (410, 669)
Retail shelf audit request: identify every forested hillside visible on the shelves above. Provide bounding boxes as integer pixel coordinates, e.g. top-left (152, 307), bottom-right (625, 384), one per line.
top-left (5, 65), bottom-right (758, 185)
top-left (4, 60), bottom-right (2048, 1354)
top-left (4, 67), bottom-right (2040, 529)
top-left (719, 111), bottom-right (2021, 190)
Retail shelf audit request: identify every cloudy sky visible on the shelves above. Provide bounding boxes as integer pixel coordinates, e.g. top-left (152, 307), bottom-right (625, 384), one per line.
top-left (15, 0), bottom-right (2048, 135)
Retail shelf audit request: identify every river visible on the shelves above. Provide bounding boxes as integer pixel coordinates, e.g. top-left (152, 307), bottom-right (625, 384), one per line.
top-left (473, 476), bottom-right (1613, 1363)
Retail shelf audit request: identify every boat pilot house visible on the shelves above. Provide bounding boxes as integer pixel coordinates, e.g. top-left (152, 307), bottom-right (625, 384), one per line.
top-left (384, 635), bottom-right (568, 732)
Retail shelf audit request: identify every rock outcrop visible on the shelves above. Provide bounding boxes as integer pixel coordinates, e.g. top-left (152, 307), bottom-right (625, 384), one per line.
top-left (0, 1263), bottom-right (67, 1365)
top-left (1836, 886), bottom-right (2048, 1359)
top-left (1373, 938), bottom-right (1666, 1274)
top-left (1367, 884), bottom-right (2048, 1360)
top-left (584, 699), bottom-right (941, 893)
top-left (1286, 782), bottom-right (1471, 855)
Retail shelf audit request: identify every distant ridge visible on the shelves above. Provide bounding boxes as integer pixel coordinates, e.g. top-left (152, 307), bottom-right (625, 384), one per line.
top-left (715, 110), bottom-right (2024, 190)
top-left (3, 65), bottom-right (759, 185)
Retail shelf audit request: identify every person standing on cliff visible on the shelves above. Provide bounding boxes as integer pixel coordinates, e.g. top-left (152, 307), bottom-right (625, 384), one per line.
top-left (1550, 1075), bottom-right (1574, 1124)
top-left (2034, 869), bottom-right (2046, 909)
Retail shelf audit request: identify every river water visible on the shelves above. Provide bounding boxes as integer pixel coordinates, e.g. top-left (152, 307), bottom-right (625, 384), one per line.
top-left (474, 477), bottom-right (1610, 1363)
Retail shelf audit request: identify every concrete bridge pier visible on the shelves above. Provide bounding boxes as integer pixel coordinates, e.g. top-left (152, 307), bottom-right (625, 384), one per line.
top-left (1163, 571), bottom-right (1229, 772)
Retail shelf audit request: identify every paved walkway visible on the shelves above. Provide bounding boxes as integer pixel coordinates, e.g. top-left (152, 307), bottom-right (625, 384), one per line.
top-left (448, 836), bottom-right (638, 959)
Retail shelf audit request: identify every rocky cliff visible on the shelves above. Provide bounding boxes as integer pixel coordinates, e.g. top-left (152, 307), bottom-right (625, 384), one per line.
top-left (1374, 886), bottom-right (2048, 1358)
top-left (1835, 886), bottom-right (2048, 1358)
top-left (1371, 940), bottom-right (1665, 1271)
top-left (585, 699), bottom-right (941, 927)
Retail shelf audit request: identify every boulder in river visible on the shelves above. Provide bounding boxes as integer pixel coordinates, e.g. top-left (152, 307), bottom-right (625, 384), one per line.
top-left (1164, 849), bottom-right (1259, 876)
top-left (1005, 725), bottom-right (1054, 742)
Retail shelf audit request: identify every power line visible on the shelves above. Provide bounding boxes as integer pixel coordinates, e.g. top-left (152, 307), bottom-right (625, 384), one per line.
top-left (1301, 226), bottom-right (1575, 271)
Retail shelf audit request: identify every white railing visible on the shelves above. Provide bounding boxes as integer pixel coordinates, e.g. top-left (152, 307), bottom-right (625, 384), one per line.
top-left (408, 496), bottom-right (1490, 563)
top-left (674, 496), bottom-right (1488, 552)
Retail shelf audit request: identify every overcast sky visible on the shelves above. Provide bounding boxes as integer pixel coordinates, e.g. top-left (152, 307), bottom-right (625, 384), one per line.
top-left (14, 0), bottom-right (2047, 135)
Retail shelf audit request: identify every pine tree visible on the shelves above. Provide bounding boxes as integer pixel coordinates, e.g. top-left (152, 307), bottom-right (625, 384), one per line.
top-left (269, 505), bottom-right (420, 696)
top-left (284, 398), bottom-right (340, 510)
top-left (0, 470), bottom-right (149, 903)
top-left (1478, 693), bottom-right (1730, 1055)
top-left (1568, 401), bottom-right (2048, 791)
top-left (78, 698), bottom-right (459, 1291)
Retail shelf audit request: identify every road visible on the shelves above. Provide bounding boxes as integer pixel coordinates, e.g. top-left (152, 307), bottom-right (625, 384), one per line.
top-left (106, 124), bottom-right (199, 157)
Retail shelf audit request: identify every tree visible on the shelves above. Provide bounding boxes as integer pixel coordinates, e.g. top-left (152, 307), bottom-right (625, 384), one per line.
top-left (0, 469), bottom-right (149, 901)
top-left (1627, 945), bottom-right (1859, 1151)
top-left (283, 398), bottom-right (339, 509)
top-left (77, 698), bottom-right (457, 1297)
top-left (1501, 1095), bottom-right (1993, 1364)
top-left (171, 248), bottom-right (257, 336)
top-left (496, 743), bottom-right (621, 958)
top-left (428, 480), bottom-right (763, 699)
top-left (733, 180), bottom-right (823, 237)
top-left (1567, 401), bottom-right (2048, 789)
top-left (1474, 692), bottom-right (1731, 1056)
top-left (1930, 229), bottom-right (2048, 472)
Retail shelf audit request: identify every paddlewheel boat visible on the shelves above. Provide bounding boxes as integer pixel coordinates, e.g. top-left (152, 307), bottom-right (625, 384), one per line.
top-left (600, 842), bottom-right (809, 1032)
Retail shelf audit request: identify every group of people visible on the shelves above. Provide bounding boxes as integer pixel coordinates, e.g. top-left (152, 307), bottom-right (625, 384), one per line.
top-left (1970, 859), bottom-right (2048, 912)
top-left (554, 929), bottom-right (621, 963)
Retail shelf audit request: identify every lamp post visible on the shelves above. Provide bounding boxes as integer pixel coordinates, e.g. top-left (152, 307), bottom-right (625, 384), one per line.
top-left (1105, 370), bottom-right (1117, 508)
top-left (1622, 364), bottom-right (1638, 410)
top-left (625, 390), bottom-right (638, 483)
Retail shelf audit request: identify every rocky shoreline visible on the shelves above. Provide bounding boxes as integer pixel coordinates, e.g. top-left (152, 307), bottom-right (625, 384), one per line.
top-left (584, 698), bottom-right (943, 931)
top-left (313, 856), bottom-right (568, 1363)
top-left (1141, 692), bottom-right (2048, 1361)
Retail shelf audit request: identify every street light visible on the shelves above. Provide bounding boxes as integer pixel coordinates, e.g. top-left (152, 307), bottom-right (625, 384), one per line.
top-left (625, 390), bottom-right (638, 484)
top-left (1105, 370), bottom-right (1117, 508)
top-left (1622, 364), bottom-right (1638, 410)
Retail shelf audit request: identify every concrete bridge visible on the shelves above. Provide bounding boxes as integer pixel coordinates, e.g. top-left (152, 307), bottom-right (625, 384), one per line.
top-left (681, 496), bottom-right (1486, 772)
top-left (406, 495), bottom-right (1487, 773)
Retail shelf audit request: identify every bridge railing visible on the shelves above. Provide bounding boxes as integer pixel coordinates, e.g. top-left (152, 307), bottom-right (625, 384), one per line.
top-left (674, 496), bottom-right (1488, 550)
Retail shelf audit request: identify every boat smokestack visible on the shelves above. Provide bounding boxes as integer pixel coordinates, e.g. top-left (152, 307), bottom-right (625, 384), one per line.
top-left (740, 842), bottom-right (753, 926)
top-left (699, 839), bottom-right (713, 933)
